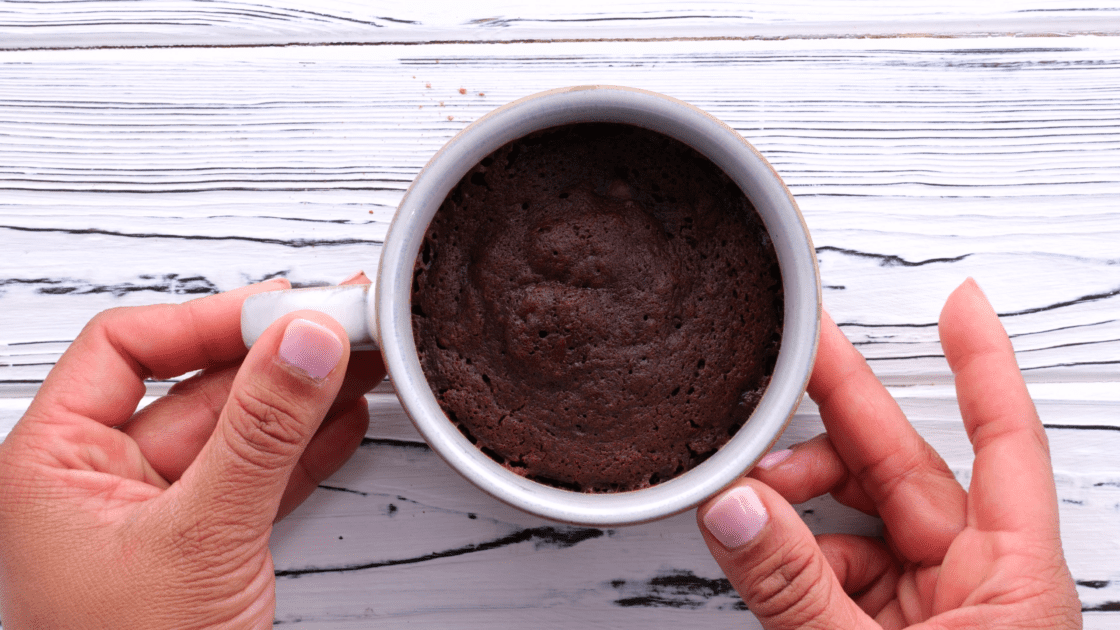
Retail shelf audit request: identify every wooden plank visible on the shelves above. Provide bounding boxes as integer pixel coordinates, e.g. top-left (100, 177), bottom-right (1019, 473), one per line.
top-left (264, 393), bottom-right (1120, 627)
top-left (7, 389), bottom-right (1111, 626)
top-left (1, 384), bottom-right (1117, 626)
top-left (2, 38), bottom-right (1119, 386)
top-left (2, 1), bottom-right (1120, 49)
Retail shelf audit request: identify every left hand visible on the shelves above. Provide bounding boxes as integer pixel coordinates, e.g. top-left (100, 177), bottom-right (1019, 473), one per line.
top-left (0, 275), bottom-right (385, 629)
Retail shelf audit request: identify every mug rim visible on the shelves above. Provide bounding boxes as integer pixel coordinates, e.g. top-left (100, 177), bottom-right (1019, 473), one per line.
top-left (379, 85), bottom-right (820, 526)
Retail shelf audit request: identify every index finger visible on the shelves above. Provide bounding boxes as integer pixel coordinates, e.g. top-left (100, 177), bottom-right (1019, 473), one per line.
top-left (938, 278), bottom-right (1058, 534)
top-left (28, 278), bottom-right (290, 428)
top-left (807, 310), bottom-right (966, 565)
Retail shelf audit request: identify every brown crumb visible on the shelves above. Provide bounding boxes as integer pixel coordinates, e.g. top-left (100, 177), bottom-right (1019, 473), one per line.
top-left (458, 88), bottom-right (466, 95)
top-left (412, 75), bottom-right (416, 79)
top-left (413, 124), bottom-right (784, 493)
top-left (439, 101), bottom-right (444, 107)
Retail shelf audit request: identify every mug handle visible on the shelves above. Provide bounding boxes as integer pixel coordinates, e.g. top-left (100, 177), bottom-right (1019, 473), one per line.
top-left (241, 284), bottom-right (380, 351)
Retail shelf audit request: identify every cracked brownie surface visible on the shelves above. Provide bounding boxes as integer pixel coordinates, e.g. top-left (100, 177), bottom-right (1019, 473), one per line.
top-left (411, 123), bottom-right (783, 492)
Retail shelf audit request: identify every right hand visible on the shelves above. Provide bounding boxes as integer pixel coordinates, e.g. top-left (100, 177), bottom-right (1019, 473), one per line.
top-left (697, 279), bottom-right (1082, 629)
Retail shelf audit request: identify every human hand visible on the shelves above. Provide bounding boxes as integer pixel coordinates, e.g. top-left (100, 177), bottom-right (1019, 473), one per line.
top-left (697, 279), bottom-right (1082, 629)
top-left (0, 275), bottom-right (386, 629)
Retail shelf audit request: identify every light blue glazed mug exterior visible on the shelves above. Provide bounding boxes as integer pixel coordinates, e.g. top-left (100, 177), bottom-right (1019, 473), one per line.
top-left (242, 86), bottom-right (821, 526)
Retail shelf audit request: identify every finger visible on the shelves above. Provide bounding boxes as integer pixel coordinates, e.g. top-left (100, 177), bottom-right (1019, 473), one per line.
top-left (28, 278), bottom-right (290, 428)
top-left (751, 434), bottom-right (877, 515)
top-left (122, 271), bottom-right (384, 481)
top-left (338, 270), bottom-right (369, 287)
top-left (125, 365), bottom-right (373, 505)
top-left (122, 333), bottom-right (384, 483)
top-left (333, 269), bottom-right (386, 399)
top-left (173, 312), bottom-right (348, 535)
top-left (807, 311), bottom-right (966, 565)
top-left (329, 267), bottom-right (386, 416)
top-left (122, 364), bottom-right (239, 482)
top-left (309, 269), bottom-right (385, 412)
top-left (816, 534), bottom-right (899, 619)
top-left (331, 349), bottom-right (386, 413)
top-left (276, 396), bottom-right (370, 521)
top-left (938, 278), bottom-right (1058, 534)
top-left (698, 480), bottom-right (876, 630)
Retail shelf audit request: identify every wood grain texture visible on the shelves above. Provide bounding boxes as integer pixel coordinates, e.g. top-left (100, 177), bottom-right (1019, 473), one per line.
top-left (3, 38), bottom-right (1118, 385)
top-left (2, 1), bottom-right (1120, 49)
top-left (0, 23), bottom-right (1118, 629)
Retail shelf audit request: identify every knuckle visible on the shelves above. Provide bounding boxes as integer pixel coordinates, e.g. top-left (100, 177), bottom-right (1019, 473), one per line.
top-left (85, 306), bottom-right (136, 337)
top-left (170, 514), bottom-right (230, 558)
top-left (877, 452), bottom-right (924, 495)
top-left (861, 441), bottom-right (939, 499)
top-left (225, 384), bottom-right (311, 469)
top-left (164, 515), bottom-right (264, 592)
top-left (86, 306), bottom-right (120, 328)
top-left (744, 542), bottom-right (833, 626)
top-left (79, 308), bottom-right (117, 345)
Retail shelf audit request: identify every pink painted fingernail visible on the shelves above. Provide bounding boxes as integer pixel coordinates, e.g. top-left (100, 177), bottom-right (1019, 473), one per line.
top-left (703, 486), bottom-right (769, 549)
top-left (278, 319), bottom-right (344, 379)
top-left (339, 270), bottom-right (368, 284)
top-left (756, 448), bottom-right (793, 470)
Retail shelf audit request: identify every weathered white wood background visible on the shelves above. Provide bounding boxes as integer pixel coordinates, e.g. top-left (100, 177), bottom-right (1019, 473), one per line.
top-left (1, 2), bottom-right (1119, 627)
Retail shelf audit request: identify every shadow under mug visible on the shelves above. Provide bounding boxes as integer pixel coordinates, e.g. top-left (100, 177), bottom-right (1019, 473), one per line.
top-left (241, 85), bottom-right (821, 527)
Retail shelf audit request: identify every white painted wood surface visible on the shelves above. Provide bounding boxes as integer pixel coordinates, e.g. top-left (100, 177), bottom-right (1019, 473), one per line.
top-left (3, 1), bottom-right (1120, 48)
top-left (1, 3), bottom-right (1118, 627)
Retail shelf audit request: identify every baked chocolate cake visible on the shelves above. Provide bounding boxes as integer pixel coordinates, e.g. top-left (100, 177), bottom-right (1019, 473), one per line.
top-left (411, 123), bottom-right (783, 492)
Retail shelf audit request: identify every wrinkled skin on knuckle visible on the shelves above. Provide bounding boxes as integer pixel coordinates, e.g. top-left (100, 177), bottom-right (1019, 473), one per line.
top-left (745, 542), bottom-right (834, 627)
top-left (225, 383), bottom-right (311, 471)
top-left (168, 514), bottom-right (232, 563)
top-left (163, 511), bottom-right (266, 586)
top-left (135, 520), bottom-right (273, 630)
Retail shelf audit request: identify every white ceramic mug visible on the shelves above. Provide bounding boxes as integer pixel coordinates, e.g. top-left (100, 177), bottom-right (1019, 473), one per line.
top-left (242, 85), bottom-right (821, 526)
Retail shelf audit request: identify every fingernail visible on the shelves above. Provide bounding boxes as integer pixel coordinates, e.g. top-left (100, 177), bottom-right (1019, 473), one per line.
top-left (339, 270), bottom-right (368, 284)
top-left (704, 486), bottom-right (769, 549)
top-left (756, 448), bottom-right (793, 470)
top-left (279, 319), bottom-right (344, 379)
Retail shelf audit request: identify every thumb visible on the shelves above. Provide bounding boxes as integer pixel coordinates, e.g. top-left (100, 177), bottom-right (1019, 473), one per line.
top-left (698, 480), bottom-right (874, 630)
top-left (175, 312), bottom-right (349, 537)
